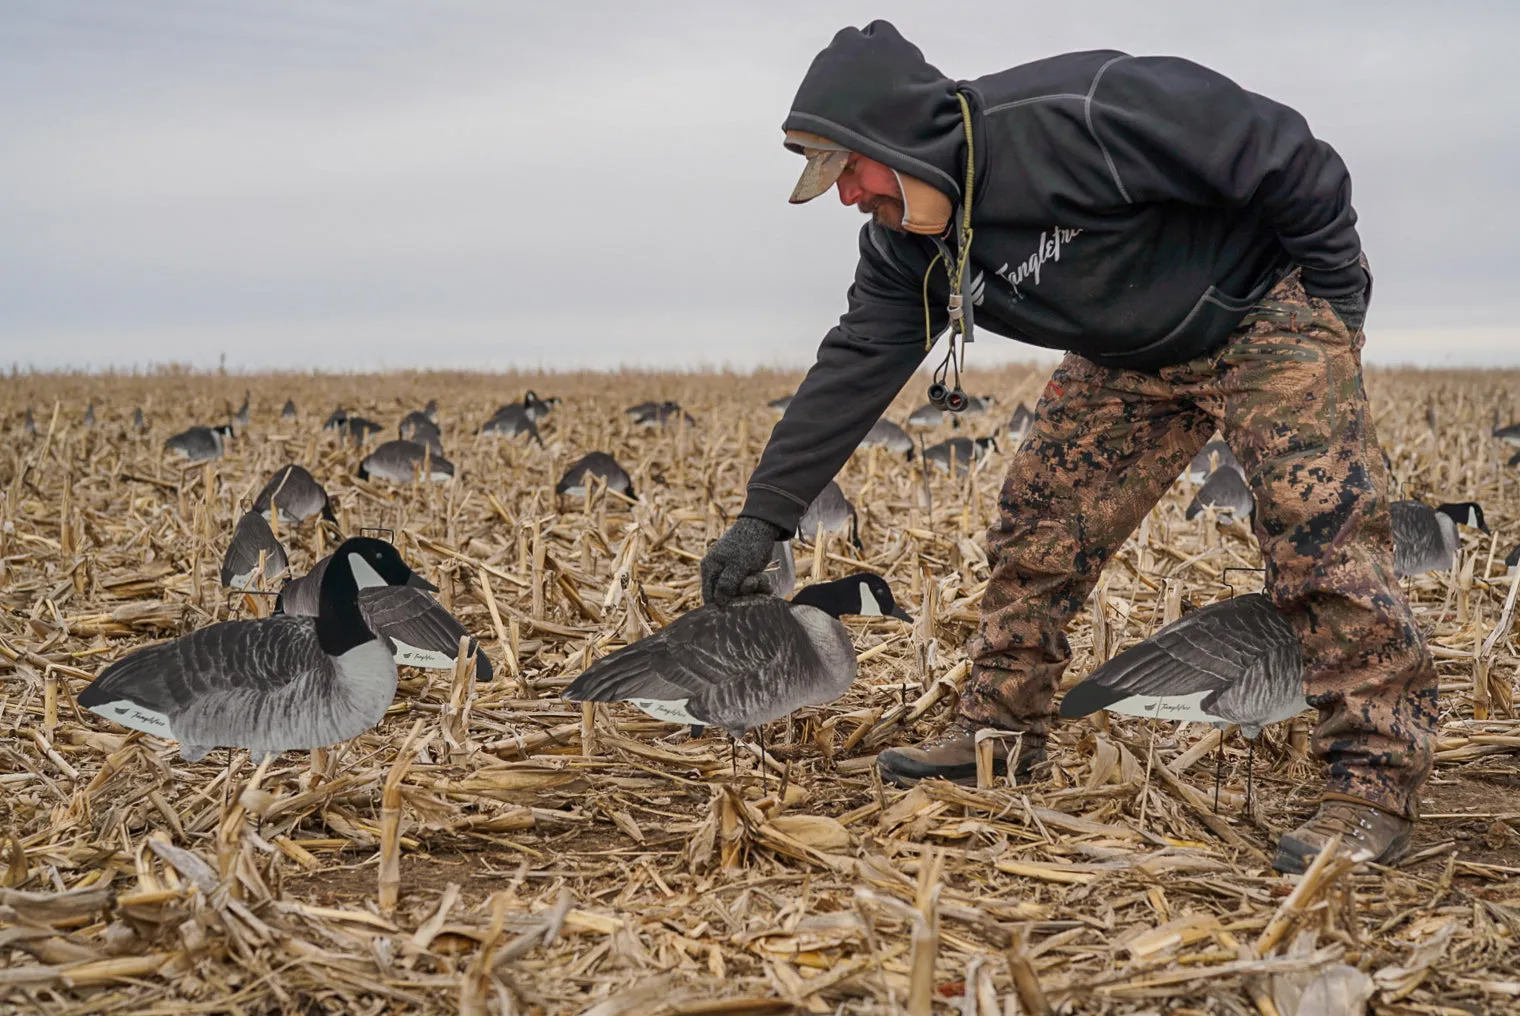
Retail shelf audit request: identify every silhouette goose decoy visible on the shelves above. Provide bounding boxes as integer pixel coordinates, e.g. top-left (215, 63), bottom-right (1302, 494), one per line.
top-left (797, 481), bottom-right (861, 551)
top-left (358, 440), bottom-right (455, 483)
top-left (1005, 403), bottom-right (1035, 444)
top-left (221, 511), bottom-right (290, 590)
top-left (1187, 439), bottom-right (1242, 484)
top-left (562, 573), bottom-right (911, 735)
top-left (1391, 500), bottom-right (1487, 577)
top-left (79, 537), bottom-right (414, 762)
top-left (398, 411), bottom-right (444, 455)
top-left (252, 465), bottom-right (335, 526)
top-left (165, 424), bottom-right (233, 464)
top-left (277, 552), bottom-right (491, 681)
top-left (923, 436), bottom-right (998, 475)
top-left (858, 418), bottom-right (914, 456)
top-left (556, 452), bottom-right (635, 499)
top-left (1060, 593), bottom-right (1306, 807)
top-left (281, 399), bottom-right (298, 421)
top-left (479, 404), bottom-right (543, 445)
top-left (1185, 467), bottom-right (1254, 520)
top-left (132, 407), bottom-right (147, 434)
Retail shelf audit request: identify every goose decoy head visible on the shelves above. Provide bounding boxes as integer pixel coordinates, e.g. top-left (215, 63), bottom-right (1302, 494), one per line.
top-left (792, 572), bottom-right (912, 622)
top-left (334, 537), bottom-right (437, 592)
top-left (1437, 501), bottom-right (1489, 534)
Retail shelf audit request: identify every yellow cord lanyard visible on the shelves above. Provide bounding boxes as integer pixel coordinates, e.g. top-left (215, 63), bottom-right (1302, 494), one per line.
top-left (924, 92), bottom-right (978, 411)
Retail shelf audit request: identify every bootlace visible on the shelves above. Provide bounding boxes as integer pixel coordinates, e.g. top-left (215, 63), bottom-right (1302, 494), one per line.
top-left (1309, 803), bottom-right (1377, 842)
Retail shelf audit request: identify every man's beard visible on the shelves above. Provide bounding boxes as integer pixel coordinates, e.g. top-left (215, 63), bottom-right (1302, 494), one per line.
top-left (860, 197), bottom-right (905, 232)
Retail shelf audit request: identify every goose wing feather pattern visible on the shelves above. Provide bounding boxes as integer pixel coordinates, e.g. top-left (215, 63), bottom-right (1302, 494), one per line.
top-left (358, 585), bottom-right (492, 680)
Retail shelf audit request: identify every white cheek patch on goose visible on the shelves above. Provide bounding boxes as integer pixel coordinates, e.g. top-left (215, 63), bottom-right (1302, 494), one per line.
top-left (88, 699), bottom-right (175, 737)
top-left (348, 553), bottom-right (389, 589)
top-left (1102, 691), bottom-right (1215, 724)
top-left (628, 698), bottom-right (704, 725)
top-left (390, 639), bottom-right (456, 669)
top-left (857, 582), bottom-right (882, 617)
top-left (1468, 508), bottom-right (1481, 527)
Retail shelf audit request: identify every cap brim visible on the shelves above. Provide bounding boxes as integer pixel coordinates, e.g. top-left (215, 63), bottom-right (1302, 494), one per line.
top-left (789, 149), bottom-right (850, 204)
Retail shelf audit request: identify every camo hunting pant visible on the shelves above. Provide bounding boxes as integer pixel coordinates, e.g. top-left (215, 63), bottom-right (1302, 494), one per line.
top-left (962, 266), bottom-right (1437, 819)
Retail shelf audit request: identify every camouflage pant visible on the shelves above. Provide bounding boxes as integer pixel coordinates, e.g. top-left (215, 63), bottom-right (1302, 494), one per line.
top-left (962, 267), bottom-right (1437, 818)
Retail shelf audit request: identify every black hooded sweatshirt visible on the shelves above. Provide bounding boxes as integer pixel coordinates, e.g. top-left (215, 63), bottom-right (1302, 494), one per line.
top-left (742, 21), bottom-right (1368, 533)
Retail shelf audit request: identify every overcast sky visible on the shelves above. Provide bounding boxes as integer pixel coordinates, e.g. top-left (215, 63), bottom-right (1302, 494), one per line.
top-left (4, 1), bottom-right (1517, 373)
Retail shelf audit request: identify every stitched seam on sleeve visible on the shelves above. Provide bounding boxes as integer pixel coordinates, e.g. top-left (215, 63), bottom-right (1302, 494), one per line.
top-left (1084, 55), bottom-right (1133, 204)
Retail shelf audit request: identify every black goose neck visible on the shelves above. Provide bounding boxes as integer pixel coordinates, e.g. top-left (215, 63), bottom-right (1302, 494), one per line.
top-left (316, 551), bottom-right (376, 655)
top-left (791, 580), bottom-right (856, 619)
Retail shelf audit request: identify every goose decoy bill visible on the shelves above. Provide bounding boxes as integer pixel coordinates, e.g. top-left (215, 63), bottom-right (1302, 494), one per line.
top-left (221, 511), bottom-right (290, 590)
top-left (358, 440), bottom-right (455, 483)
top-left (165, 424), bottom-right (233, 464)
top-left (1391, 500), bottom-right (1488, 578)
top-left (556, 452), bottom-right (635, 498)
top-left (79, 537), bottom-right (412, 761)
top-left (562, 572), bottom-right (910, 734)
top-left (252, 464), bottom-right (335, 526)
top-left (1184, 467), bottom-right (1254, 520)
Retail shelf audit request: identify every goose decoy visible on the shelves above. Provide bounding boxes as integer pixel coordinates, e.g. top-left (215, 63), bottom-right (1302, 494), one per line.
top-left (132, 407), bottom-right (147, 434)
top-left (281, 399), bottom-right (298, 421)
top-left (252, 465), bottom-right (335, 526)
top-left (522, 390), bottom-right (559, 422)
top-left (958, 394), bottom-right (997, 415)
top-left (1507, 544), bottom-right (1520, 577)
top-left (323, 408), bottom-right (383, 444)
top-left (358, 440), bottom-right (455, 483)
top-left (423, 399), bottom-right (439, 422)
top-left (232, 391), bottom-right (251, 431)
top-left (857, 418), bottom-right (914, 456)
top-left (1060, 593), bottom-right (1306, 806)
top-left (768, 394), bottom-right (794, 412)
top-left (631, 401), bottom-right (695, 428)
top-left (556, 452), bottom-right (635, 499)
top-left (277, 552), bottom-right (491, 681)
top-left (479, 405), bottom-right (543, 444)
top-left (1391, 500), bottom-right (1488, 577)
top-left (1184, 467), bottom-right (1254, 520)
top-left (398, 411), bottom-right (444, 456)
top-left (79, 537), bottom-right (414, 762)
top-left (1492, 409), bottom-right (1520, 446)
top-left (221, 511), bottom-right (290, 590)
top-left (624, 400), bottom-right (661, 418)
top-left (797, 481), bottom-right (861, 550)
top-left (82, 403), bottom-right (96, 428)
top-left (906, 403), bottom-right (945, 429)
top-left (23, 407), bottom-right (37, 437)
top-left (1005, 403), bottom-right (1035, 444)
top-left (562, 572), bottom-right (911, 734)
top-left (1187, 439), bottom-right (1242, 484)
top-left (923, 436), bottom-right (998, 475)
top-left (165, 424), bottom-right (233, 464)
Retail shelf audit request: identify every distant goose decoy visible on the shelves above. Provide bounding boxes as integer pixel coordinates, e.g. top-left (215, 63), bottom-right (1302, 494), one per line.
top-left (277, 552), bottom-right (491, 681)
top-left (132, 407), bottom-right (147, 434)
top-left (1391, 500), bottom-right (1488, 577)
top-left (797, 481), bottom-right (860, 550)
top-left (83, 403), bottom-right (96, 428)
top-left (630, 400), bottom-right (695, 428)
top-left (1185, 467), bottom-right (1254, 520)
top-left (359, 440), bottom-right (455, 483)
top-left (252, 465), bottom-right (335, 526)
top-left (522, 390), bottom-right (559, 422)
top-left (323, 408), bottom-right (383, 444)
top-left (1005, 403), bottom-right (1035, 444)
top-left (398, 411), bottom-right (445, 455)
top-left (281, 399), bottom-right (298, 421)
top-left (79, 538), bottom-right (414, 761)
top-left (768, 394), bottom-right (794, 412)
top-left (232, 391), bottom-right (251, 431)
top-left (1491, 409), bottom-right (1520, 446)
top-left (556, 452), bottom-right (635, 499)
top-left (1507, 544), bottom-right (1520, 577)
top-left (221, 511), bottom-right (290, 589)
top-left (562, 573), bottom-right (911, 734)
top-left (958, 394), bottom-right (997, 415)
top-left (165, 424), bottom-right (233, 464)
top-left (479, 404), bottom-right (543, 445)
top-left (924, 436), bottom-right (998, 475)
top-left (1187, 439), bottom-right (1243, 484)
top-left (423, 399), bottom-right (439, 421)
top-left (24, 407), bottom-right (37, 437)
top-left (857, 418), bottom-right (914, 456)
top-left (906, 403), bottom-right (946, 429)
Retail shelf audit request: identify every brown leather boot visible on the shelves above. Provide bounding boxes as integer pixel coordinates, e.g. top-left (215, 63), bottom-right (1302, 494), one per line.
top-left (876, 720), bottom-right (1046, 787)
top-left (1272, 794), bottom-right (1413, 874)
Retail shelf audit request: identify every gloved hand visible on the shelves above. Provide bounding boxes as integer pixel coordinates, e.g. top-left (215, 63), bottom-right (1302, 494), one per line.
top-left (701, 516), bottom-right (788, 606)
top-left (1324, 292), bottom-right (1367, 335)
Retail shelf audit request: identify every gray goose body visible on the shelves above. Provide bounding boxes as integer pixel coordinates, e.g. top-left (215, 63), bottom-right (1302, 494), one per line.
top-left (1493, 421), bottom-right (1520, 447)
top-left (399, 412), bottom-right (444, 455)
top-left (165, 425), bottom-right (229, 463)
top-left (221, 512), bottom-right (290, 589)
top-left (1187, 439), bottom-right (1242, 484)
top-left (924, 436), bottom-right (996, 475)
top-left (1185, 466), bottom-right (1254, 519)
top-left (858, 418), bottom-right (914, 454)
top-left (252, 465), bottom-right (333, 525)
top-left (1061, 593), bottom-right (1305, 738)
top-left (359, 439), bottom-right (454, 483)
top-left (906, 403), bottom-right (945, 429)
top-left (562, 574), bottom-right (909, 733)
top-left (279, 556), bottom-right (491, 681)
top-left (631, 401), bottom-right (694, 428)
top-left (1390, 500), bottom-right (1486, 577)
top-left (79, 538), bottom-right (409, 761)
top-left (556, 452), bottom-right (634, 497)
top-left (480, 405), bottom-right (542, 444)
top-left (798, 481), bottom-right (859, 548)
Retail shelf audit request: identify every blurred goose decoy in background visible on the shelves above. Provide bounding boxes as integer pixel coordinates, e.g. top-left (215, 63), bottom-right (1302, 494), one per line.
top-left (80, 538), bottom-right (414, 762)
top-left (958, 394), bottom-right (997, 415)
top-left (252, 465), bottom-right (336, 526)
top-left (631, 401), bottom-right (695, 428)
top-left (857, 417), bottom-right (914, 456)
top-left (165, 424), bottom-right (233, 464)
top-left (1491, 409), bottom-right (1520, 446)
top-left (1005, 403), bottom-right (1035, 444)
top-left (423, 399), bottom-right (439, 421)
top-left (82, 403), bottom-right (96, 428)
top-left (277, 551), bottom-right (491, 681)
top-left (24, 407), bottom-right (37, 437)
top-left (323, 408), bottom-right (383, 444)
top-left (1187, 438), bottom-right (1243, 484)
top-left (398, 411), bottom-right (444, 455)
top-left (1391, 500), bottom-right (1488, 577)
top-left (923, 436), bottom-right (998, 475)
top-left (1185, 467), bottom-right (1255, 520)
top-left (624, 400), bottom-right (661, 418)
top-left (522, 390), bottom-right (559, 422)
top-left (281, 399), bottom-right (298, 421)
top-left (132, 407), bottom-right (147, 434)
top-left (479, 404), bottom-right (543, 445)
top-left (233, 391), bottom-right (251, 431)
top-left (220, 511), bottom-right (290, 590)
top-left (797, 481), bottom-right (861, 550)
top-left (563, 572), bottom-right (911, 735)
top-left (1507, 544), bottom-right (1520, 577)
top-left (768, 394), bottom-right (794, 412)
top-left (906, 403), bottom-right (945, 429)
top-left (359, 439), bottom-right (455, 483)
top-left (556, 452), bottom-right (635, 499)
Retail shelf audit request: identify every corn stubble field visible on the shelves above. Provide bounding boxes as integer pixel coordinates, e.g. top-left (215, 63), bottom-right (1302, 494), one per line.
top-left (2, 364), bottom-right (1520, 1016)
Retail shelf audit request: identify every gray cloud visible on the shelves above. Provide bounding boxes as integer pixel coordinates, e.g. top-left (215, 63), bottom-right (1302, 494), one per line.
top-left (3, 1), bottom-right (1517, 370)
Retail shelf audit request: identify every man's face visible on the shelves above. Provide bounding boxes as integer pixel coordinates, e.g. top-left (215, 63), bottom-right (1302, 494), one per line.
top-left (835, 155), bottom-right (905, 230)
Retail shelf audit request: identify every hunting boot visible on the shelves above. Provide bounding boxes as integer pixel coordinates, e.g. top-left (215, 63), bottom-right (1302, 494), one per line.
top-left (1272, 794), bottom-right (1414, 874)
top-left (876, 719), bottom-right (1046, 787)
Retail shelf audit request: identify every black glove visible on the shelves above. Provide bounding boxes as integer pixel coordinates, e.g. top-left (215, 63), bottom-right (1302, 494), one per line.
top-left (701, 516), bottom-right (787, 606)
top-left (1324, 292), bottom-right (1367, 335)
